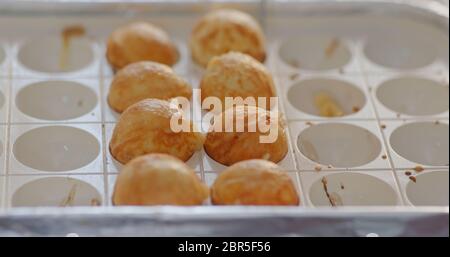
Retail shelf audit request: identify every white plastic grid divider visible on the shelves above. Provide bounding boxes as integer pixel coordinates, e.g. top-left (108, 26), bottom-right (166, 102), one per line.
top-left (264, 12), bottom-right (448, 208)
top-left (0, 7), bottom-right (446, 209)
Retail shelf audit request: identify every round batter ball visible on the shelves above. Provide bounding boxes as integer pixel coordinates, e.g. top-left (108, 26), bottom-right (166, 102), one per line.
top-left (108, 61), bottom-right (192, 113)
top-left (211, 159), bottom-right (299, 206)
top-left (204, 105), bottom-right (288, 166)
top-left (113, 153), bottom-right (208, 206)
top-left (190, 9), bottom-right (266, 67)
top-left (110, 98), bottom-right (205, 164)
top-left (106, 22), bottom-right (179, 70)
top-left (200, 52), bottom-right (275, 110)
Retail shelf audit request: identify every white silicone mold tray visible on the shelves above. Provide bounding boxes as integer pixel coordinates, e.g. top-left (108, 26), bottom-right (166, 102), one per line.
top-left (0, 2), bottom-right (448, 210)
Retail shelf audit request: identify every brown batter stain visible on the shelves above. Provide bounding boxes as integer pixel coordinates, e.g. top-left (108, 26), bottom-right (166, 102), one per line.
top-left (380, 124), bottom-right (386, 129)
top-left (414, 166), bottom-right (424, 172)
top-left (287, 59), bottom-right (300, 68)
top-left (409, 176), bottom-right (417, 183)
top-left (325, 38), bottom-right (340, 59)
top-left (315, 165), bottom-right (322, 172)
top-left (352, 106), bottom-right (360, 113)
top-left (405, 171), bottom-right (412, 176)
top-left (90, 198), bottom-right (101, 206)
top-left (59, 184), bottom-right (78, 207)
top-left (60, 25), bottom-right (86, 70)
top-left (381, 155), bottom-right (387, 160)
top-left (290, 73), bottom-right (300, 81)
top-left (321, 177), bottom-right (337, 207)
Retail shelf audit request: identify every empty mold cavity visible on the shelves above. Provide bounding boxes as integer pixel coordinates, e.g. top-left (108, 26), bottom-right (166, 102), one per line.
top-left (287, 78), bottom-right (366, 117)
top-left (377, 77), bottom-right (449, 116)
top-left (16, 80), bottom-right (97, 121)
top-left (364, 35), bottom-right (437, 69)
top-left (298, 123), bottom-right (381, 168)
top-left (309, 173), bottom-right (397, 206)
top-left (13, 126), bottom-right (100, 172)
top-left (18, 37), bottom-right (94, 73)
top-left (279, 36), bottom-right (351, 70)
top-left (406, 170), bottom-right (449, 206)
top-left (390, 122), bottom-right (449, 166)
top-left (12, 177), bottom-right (101, 207)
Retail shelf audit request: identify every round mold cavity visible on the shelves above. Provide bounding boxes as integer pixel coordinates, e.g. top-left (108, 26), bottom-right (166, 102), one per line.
top-left (297, 123), bottom-right (382, 168)
top-left (376, 77), bottom-right (449, 116)
top-left (406, 170), bottom-right (449, 206)
top-left (390, 122), bottom-right (449, 166)
top-left (16, 80), bottom-right (97, 121)
top-left (13, 126), bottom-right (100, 172)
top-left (12, 177), bottom-right (102, 207)
top-left (17, 36), bottom-right (94, 73)
top-left (287, 78), bottom-right (366, 117)
top-left (364, 35), bottom-right (437, 70)
top-left (309, 173), bottom-right (398, 206)
top-left (279, 36), bottom-right (351, 70)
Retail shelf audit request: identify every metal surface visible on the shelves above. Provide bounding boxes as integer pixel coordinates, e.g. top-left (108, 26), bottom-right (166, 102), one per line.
top-left (0, 206), bottom-right (448, 236)
top-left (0, 0), bottom-right (448, 236)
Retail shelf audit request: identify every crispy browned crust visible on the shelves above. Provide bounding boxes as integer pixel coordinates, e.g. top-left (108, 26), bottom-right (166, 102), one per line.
top-left (113, 153), bottom-right (209, 206)
top-left (204, 105), bottom-right (288, 166)
top-left (200, 52), bottom-right (276, 110)
top-left (107, 61), bottom-right (192, 113)
top-left (190, 9), bottom-right (266, 67)
top-left (109, 99), bottom-right (205, 164)
top-left (211, 159), bottom-right (299, 206)
top-left (106, 22), bottom-right (179, 70)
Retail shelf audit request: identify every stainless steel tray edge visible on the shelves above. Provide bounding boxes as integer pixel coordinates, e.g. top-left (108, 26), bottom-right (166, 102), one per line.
top-left (0, 206), bottom-right (448, 236)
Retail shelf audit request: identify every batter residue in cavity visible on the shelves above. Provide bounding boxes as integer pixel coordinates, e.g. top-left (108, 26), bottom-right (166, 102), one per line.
top-left (321, 177), bottom-right (343, 206)
top-left (60, 25), bottom-right (86, 70)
